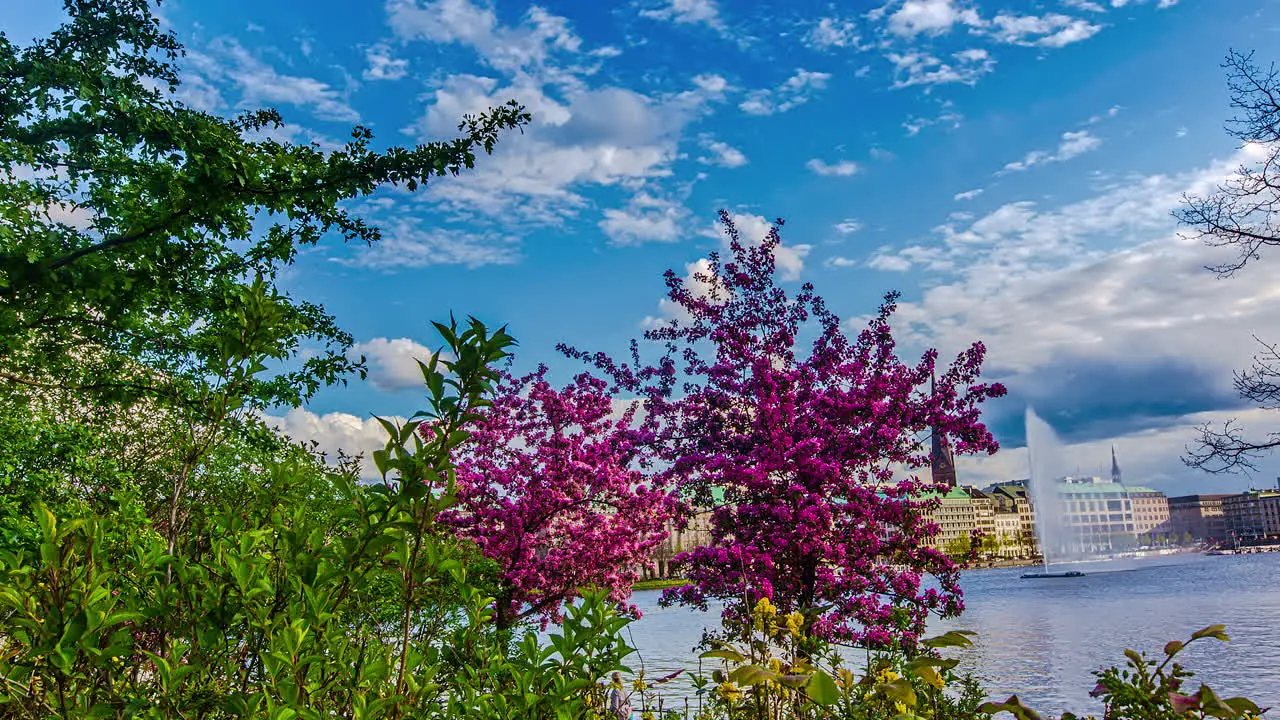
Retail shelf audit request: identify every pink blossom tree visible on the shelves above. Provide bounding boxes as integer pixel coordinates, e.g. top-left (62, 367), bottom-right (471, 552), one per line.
top-left (564, 211), bottom-right (1006, 646)
top-left (442, 364), bottom-right (674, 630)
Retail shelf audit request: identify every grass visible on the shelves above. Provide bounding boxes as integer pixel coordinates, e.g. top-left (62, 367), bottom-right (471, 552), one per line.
top-left (631, 577), bottom-right (688, 591)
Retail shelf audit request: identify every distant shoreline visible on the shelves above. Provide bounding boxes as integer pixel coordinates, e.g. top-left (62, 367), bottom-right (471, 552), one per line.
top-left (632, 552), bottom-right (1218, 591)
top-left (632, 578), bottom-right (688, 591)
top-left (632, 558), bottom-right (1043, 591)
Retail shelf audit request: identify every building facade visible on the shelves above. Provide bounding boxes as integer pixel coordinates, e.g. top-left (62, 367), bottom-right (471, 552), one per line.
top-left (992, 510), bottom-right (1025, 558)
top-left (929, 486), bottom-right (979, 551)
top-left (1168, 494), bottom-right (1232, 541)
top-left (987, 482), bottom-right (1038, 557)
top-left (1222, 490), bottom-right (1280, 542)
top-left (1050, 476), bottom-right (1170, 554)
top-left (1130, 487), bottom-right (1172, 539)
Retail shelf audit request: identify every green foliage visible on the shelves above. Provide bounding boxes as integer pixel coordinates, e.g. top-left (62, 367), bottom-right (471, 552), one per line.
top-left (0, 0), bottom-right (528, 409)
top-left (0, 0), bottom-right (527, 551)
top-left (1074, 625), bottom-right (1264, 720)
top-left (0, 319), bottom-right (639, 719)
top-left (978, 625), bottom-right (1268, 720)
top-left (667, 597), bottom-right (990, 720)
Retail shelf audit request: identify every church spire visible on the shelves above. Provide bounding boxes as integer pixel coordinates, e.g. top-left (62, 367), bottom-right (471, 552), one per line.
top-left (1111, 445), bottom-right (1122, 484)
top-left (930, 373), bottom-right (957, 488)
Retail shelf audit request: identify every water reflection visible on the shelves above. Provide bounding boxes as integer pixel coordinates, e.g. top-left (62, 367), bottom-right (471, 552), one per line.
top-left (625, 553), bottom-right (1280, 714)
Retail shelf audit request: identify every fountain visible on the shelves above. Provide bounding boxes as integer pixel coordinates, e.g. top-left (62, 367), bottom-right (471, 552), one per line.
top-left (1020, 408), bottom-right (1086, 579)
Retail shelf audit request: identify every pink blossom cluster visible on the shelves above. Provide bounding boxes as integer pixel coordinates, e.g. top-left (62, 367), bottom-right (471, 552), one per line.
top-left (565, 210), bottom-right (1006, 645)
top-left (442, 366), bottom-right (675, 629)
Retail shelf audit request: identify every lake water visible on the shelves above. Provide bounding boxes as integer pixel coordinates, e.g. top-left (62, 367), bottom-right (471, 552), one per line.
top-left (623, 552), bottom-right (1280, 716)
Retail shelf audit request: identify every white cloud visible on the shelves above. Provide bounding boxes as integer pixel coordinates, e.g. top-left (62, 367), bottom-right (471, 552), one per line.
top-left (388, 0), bottom-right (585, 77)
top-left (264, 408), bottom-right (404, 479)
top-left (1085, 105), bottom-right (1122, 124)
top-left (188, 37), bottom-right (359, 122)
top-left (350, 337), bottom-right (438, 391)
top-left (640, 0), bottom-right (725, 31)
top-left (988, 13), bottom-right (1102, 47)
top-left (888, 49), bottom-right (994, 88)
top-left (1062, 0), bottom-right (1106, 11)
top-left (407, 73), bottom-right (720, 224)
top-left (903, 107), bottom-right (964, 135)
top-left (172, 72), bottom-right (226, 113)
top-left (697, 136), bottom-right (748, 167)
top-left (387, 1), bottom-right (728, 236)
top-left (999, 130), bottom-right (1102, 174)
top-left (691, 73), bottom-right (730, 96)
top-left (881, 144), bottom-right (1275, 386)
top-left (867, 250), bottom-right (914, 272)
top-left (887, 0), bottom-right (984, 37)
top-left (805, 16), bottom-right (863, 50)
top-left (825, 256), bottom-right (858, 268)
top-left (364, 42), bottom-right (409, 80)
top-left (806, 158), bottom-right (859, 176)
top-left (338, 215), bottom-right (520, 268)
top-left (834, 218), bottom-right (864, 234)
top-left (1176, 127), bottom-right (1188, 138)
top-left (954, 188), bottom-right (984, 201)
top-left (739, 69), bottom-right (831, 115)
top-left (600, 193), bottom-right (690, 245)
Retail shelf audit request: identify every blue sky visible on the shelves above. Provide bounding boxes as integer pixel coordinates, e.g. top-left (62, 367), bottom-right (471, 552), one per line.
top-left (10, 0), bottom-right (1280, 494)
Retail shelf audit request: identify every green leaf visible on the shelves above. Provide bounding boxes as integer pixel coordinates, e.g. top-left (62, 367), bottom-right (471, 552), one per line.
top-left (806, 668), bottom-right (840, 706)
top-left (921, 629), bottom-right (976, 649)
top-left (726, 665), bottom-right (780, 687)
top-left (877, 677), bottom-right (917, 706)
top-left (1222, 696), bottom-right (1262, 715)
top-left (1190, 624), bottom-right (1230, 643)
top-left (977, 695), bottom-right (1043, 720)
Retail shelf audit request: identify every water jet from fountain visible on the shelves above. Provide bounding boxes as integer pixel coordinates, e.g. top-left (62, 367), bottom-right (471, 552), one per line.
top-left (1021, 408), bottom-right (1086, 579)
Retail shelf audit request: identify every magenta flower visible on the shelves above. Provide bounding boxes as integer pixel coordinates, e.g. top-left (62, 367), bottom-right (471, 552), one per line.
top-left (564, 211), bottom-right (1005, 645)
top-left (441, 365), bottom-right (675, 629)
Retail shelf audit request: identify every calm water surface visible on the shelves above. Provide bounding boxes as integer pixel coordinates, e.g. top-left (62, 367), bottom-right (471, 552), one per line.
top-left (624, 552), bottom-right (1280, 715)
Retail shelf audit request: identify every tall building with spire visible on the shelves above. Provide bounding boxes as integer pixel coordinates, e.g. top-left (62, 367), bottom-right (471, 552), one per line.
top-left (930, 375), bottom-right (957, 488)
top-left (1111, 445), bottom-right (1123, 485)
top-left (931, 428), bottom-right (957, 488)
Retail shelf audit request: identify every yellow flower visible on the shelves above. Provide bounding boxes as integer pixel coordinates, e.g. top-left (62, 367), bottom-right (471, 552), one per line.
top-left (837, 668), bottom-right (856, 689)
top-left (876, 668), bottom-right (900, 684)
top-left (767, 657), bottom-right (783, 673)
top-left (717, 681), bottom-right (742, 702)
top-left (895, 701), bottom-right (908, 714)
top-left (754, 597), bottom-right (777, 617)
top-left (785, 611), bottom-right (805, 636)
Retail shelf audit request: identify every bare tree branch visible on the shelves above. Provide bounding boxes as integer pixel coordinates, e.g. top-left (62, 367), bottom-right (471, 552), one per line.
top-left (1177, 50), bottom-right (1280, 278)
top-left (1184, 418), bottom-right (1280, 474)
top-left (1179, 51), bottom-right (1280, 473)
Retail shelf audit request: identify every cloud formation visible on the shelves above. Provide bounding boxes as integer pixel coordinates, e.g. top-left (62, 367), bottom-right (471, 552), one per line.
top-left (999, 130), bottom-right (1102, 174)
top-left (739, 70), bottom-right (832, 115)
top-left (349, 337), bottom-right (438, 391)
top-left (806, 158), bottom-right (859, 176)
top-left (867, 145), bottom-right (1279, 456)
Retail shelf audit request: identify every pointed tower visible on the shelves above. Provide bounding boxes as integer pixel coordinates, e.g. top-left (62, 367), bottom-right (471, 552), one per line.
top-left (930, 374), bottom-right (957, 488)
top-left (1111, 445), bottom-right (1122, 485)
